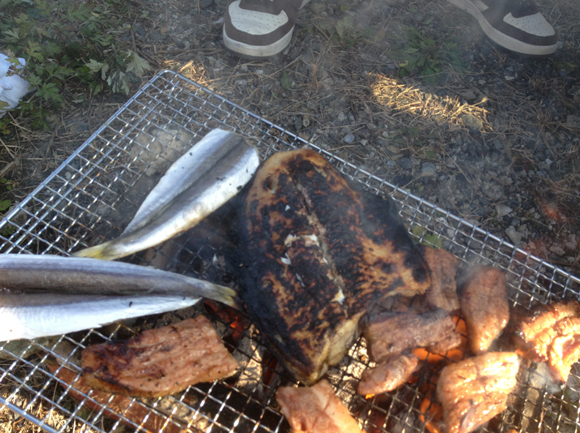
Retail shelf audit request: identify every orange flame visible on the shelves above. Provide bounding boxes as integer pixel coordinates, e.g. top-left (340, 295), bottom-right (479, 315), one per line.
top-left (419, 390), bottom-right (443, 433)
top-left (415, 314), bottom-right (468, 433)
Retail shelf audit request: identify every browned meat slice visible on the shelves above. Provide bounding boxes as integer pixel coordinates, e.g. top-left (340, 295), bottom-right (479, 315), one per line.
top-left (277, 379), bottom-right (364, 433)
top-left (436, 352), bottom-right (520, 433)
top-left (239, 149), bottom-right (431, 384)
top-left (81, 316), bottom-right (239, 398)
top-left (364, 308), bottom-right (461, 363)
top-left (357, 353), bottom-right (419, 396)
top-left (460, 266), bottom-right (509, 355)
top-left (421, 246), bottom-right (461, 312)
top-left (514, 300), bottom-right (580, 362)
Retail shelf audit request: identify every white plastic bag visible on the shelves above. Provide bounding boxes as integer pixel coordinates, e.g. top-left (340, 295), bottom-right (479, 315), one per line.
top-left (0, 53), bottom-right (31, 118)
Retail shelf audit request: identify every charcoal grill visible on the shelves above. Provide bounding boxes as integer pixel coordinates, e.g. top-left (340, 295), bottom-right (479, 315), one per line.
top-left (1, 70), bottom-right (580, 433)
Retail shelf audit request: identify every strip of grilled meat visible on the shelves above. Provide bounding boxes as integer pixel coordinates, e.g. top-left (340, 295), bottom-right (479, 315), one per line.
top-left (357, 352), bottom-right (419, 396)
top-left (277, 379), bottom-right (364, 433)
top-left (436, 352), bottom-right (520, 433)
top-left (460, 266), bottom-right (509, 355)
top-left (81, 316), bottom-right (238, 397)
top-left (238, 149), bottom-right (431, 385)
top-left (420, 246), bottom-right (461, 312)
top-left (364, 308), bottom-right (461, 363)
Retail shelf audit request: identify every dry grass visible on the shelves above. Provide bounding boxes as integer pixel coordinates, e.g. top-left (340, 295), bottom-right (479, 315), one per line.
top-left (369, 74), bottom-right (490, 129)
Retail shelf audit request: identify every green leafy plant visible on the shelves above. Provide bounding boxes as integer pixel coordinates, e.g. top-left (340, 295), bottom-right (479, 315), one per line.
top-left (0, 199), bottom-right (11, 212)
top-left (0, 0), bottom-right (150, 130)
top-left (0, 178), bottom-right (13, 212)
top-left (389, 27), bottom-right (468, 84)
top-left (1, 224), bottom-right (16, 237)
top-left (554, 61), bottom-right (576, 74)
top-left (280, 69), bottom-right (292, 90)
top-left (0, 177), bottom-right (15, 235)
top-left (1, 177), bottom-right (13, 191)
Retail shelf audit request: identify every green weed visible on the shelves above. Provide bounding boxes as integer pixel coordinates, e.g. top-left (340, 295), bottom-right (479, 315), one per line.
top-left (280, 69), bottom-right (292, 90)
top-left (389, 27), bottom-right (468, 84)
top-left (0, 0), bottom-right (150, 130)
top-left (0, 177), bottom-right (13, 214)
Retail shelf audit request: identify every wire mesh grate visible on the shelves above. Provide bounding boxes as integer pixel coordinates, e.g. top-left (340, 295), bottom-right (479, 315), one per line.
top-left (1, 70), bottom-right (580, 433)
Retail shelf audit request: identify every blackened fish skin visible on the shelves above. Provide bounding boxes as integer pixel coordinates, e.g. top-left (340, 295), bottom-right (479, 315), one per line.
top-left (237, 149), bottom-right (430, 385)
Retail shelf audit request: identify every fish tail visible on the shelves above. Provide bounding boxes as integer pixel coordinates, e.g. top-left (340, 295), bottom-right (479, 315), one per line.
top-left (72, 241), bottom-right (119, 261)
top-left (217, 293), bottom-right (243, 311)
top-left (199, 281), bottom-right (243, 311)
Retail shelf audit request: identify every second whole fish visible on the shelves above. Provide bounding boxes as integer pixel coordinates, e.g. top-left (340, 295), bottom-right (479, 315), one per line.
top-left (73, 129), bottom-right (260, 261)
top-left (0, 293), bottom-right (200, 341)
top-left (0, 254), bottom-right (240, 308)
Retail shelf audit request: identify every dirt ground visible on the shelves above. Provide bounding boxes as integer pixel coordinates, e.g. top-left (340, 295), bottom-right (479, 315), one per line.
top-left (4, 0), bottom-right (580, 270)
top-left (1, 0), bottom-right (580, 430)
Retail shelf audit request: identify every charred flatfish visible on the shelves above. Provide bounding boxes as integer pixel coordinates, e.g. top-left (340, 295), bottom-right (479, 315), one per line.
top-left (238, 149), bottom-right (430, 384)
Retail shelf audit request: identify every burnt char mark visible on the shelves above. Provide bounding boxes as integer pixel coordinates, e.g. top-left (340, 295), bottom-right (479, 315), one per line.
top-left (357, 185), bottom-right (430, 284)
top-left (357, 186), bottom-right (413, 252)
top-left (352, 182), bottom-right (405, 231)
top-left (82, 344), bottom-right (137, 394)
top-left (406, 252), bottom-right (430, 283)
top-left (248, 199), bottom-right (259, 216)
top-left (290, 159), bottom-right (366, 273)
top-left (293, 158), bottom-right (429, 305)
top-left (380, 262), bottom-right (394, 274)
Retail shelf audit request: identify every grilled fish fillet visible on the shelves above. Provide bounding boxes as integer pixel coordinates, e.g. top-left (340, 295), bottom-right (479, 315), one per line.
top-left (81, 316), bottom-right (239, 397)
top-left (238, 149), bottom-right (430, 385)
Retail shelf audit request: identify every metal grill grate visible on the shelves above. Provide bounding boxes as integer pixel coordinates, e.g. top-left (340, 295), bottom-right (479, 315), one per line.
top-left (1, 70), bottom-right (580, 433)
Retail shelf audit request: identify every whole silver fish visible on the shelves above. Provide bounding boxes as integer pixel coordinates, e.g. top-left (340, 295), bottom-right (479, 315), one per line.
top-left (0, 293), bottom-right (200, 341)
top-left (0, 254), bottom-right (240, 309)
top-left (73, 129), bottom-right (260, 261)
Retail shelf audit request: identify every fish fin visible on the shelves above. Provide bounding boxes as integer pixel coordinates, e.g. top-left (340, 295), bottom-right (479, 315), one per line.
top-left (198, 281), bottom-right (243, 311)
top-left (72, 242), bottom-right (118, 261)
top-left (220, 294), bottom-right (243, 311)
